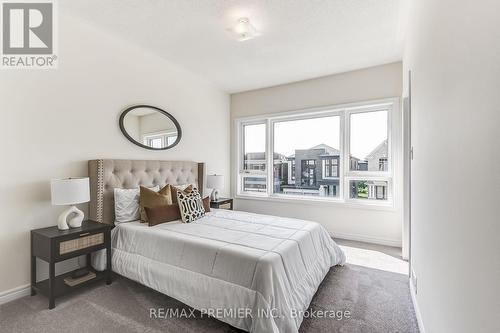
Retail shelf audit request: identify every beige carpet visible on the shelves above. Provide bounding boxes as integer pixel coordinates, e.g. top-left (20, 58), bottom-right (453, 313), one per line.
top-left (0, 263), bottom-right (418, 333)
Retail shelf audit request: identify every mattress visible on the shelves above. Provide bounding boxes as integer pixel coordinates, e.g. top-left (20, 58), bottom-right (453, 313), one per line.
top-left (94, 209), bottom-right (345, 333)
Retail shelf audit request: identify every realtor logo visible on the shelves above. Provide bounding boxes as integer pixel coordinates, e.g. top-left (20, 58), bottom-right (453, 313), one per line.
top-left (1, 0), bottom-right (57, 68)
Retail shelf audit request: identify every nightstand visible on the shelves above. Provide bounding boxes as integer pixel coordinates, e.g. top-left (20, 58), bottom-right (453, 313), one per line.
top-left (210, 198), bottom-right (233, 210)
top-left (31, 220), bottom-right (112, 309)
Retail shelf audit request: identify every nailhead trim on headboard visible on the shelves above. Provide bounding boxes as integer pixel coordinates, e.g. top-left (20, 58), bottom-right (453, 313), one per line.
top-left (96, 159), bottom-right (104, 223)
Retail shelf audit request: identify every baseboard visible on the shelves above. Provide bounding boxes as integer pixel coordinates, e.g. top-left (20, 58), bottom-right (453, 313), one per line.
top-left (409, 277), bottom-right (426, 333)
top-left (332, 231), bottom-right (402, 247)
top-left (0, 284), bottom-right (31, 305)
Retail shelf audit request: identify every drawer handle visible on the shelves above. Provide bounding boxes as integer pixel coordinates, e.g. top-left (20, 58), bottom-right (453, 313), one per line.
top-left (79, 232), bottom-right (90, 237)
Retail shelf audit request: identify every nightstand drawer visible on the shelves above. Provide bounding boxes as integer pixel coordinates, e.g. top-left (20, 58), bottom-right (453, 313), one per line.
top-left (218, 203), bottom-right (232, 210)
top-left (59, 232), bottom-right (104, 255)
top-left (210, 198), bottom-right (233, 210)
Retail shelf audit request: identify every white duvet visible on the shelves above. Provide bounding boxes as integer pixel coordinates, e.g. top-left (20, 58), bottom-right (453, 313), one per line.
top-left (94, 209), bottom-right (345, 333)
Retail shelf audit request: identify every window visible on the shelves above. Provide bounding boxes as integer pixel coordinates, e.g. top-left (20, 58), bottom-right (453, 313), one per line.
top-left (167, 136), bottom-right (177, 146)
top-left (143, 132), bottom-right (178, 148)
top-left (346, 109), bottom-right (391, 202)
top-left (349, 110), bottom-right (388, 172)
top-left (349, 180), bottom-right (389, 200)
top-left (379, 158), bottom-right (388, 171)
top-left (323, 158), bottom-right (339, 178)
top-left (301, 160), bottom-right (317, 186)
top-left (236, 99), bottom-right (397, 206)
top-left (242, 176), bottom-right (267, 193)
top-left (272, 115), bottom-right (340, 198)
top-left (240, 123), bottom-right (267, 194)
top-left (147, 137), bottom-right (163, 148)
top-left (243, 123), bottom-right (266, 172)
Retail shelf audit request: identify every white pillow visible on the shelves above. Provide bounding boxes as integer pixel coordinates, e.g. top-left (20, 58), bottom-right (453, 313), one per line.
top-left (114, 186), bottom-right (159, 224)
top-left (174, 183), bottom-right (197, 191)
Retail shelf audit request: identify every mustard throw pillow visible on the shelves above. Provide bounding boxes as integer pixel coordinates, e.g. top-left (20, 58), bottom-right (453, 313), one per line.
top-left (139, 185), bottom-right (172, 222)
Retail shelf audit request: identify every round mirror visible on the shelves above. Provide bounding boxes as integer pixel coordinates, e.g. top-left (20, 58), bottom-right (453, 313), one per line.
top-left (119, 105), bottom-right (181, 150)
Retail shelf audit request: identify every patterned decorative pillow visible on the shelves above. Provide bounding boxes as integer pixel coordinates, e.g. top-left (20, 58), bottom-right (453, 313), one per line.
top-left (170, 184), bottom-right (195, 204)
top-left (177, 188), bottom-right (205, 223)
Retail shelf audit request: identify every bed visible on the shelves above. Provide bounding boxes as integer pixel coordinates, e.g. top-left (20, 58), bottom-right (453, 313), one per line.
top-left (88, 159), bottom-right (345, 333)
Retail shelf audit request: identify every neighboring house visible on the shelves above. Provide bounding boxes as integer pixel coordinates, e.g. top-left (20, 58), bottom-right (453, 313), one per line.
top-left (349, 139), bottom-right (388, 172)
top-left (281, 144), bottom-right (341, 197)
top-left (365, 139), bottom-right (388, 171)
top-left (243, 152), bottom-right (287, 192)
top-left (244, 140), bottom-right (388, 199)
top-left (351, 139), bottom-right (389, 200)
top-left (350, 155), bottom-right (364, 171)
top-left (243, 152), bottom-right (266, 171)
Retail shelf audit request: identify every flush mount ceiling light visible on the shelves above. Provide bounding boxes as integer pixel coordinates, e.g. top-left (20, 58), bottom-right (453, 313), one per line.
top-left (232, 17), bottom-right (259, 41)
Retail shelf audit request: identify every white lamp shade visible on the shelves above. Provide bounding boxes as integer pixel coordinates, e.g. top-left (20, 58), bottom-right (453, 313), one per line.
top-left (51, 177), bottom-right (90, 206)
top-left (207, 175), bottom-right (224, 189)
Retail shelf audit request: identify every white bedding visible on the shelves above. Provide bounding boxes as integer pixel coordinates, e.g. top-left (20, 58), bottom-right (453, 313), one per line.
top-left (94, 209), bottom-right (345, 333)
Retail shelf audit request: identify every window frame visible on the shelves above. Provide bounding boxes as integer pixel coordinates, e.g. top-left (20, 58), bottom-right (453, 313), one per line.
top-left (142, 130), bottom-right (178, 149)
top-left (344, 106), bottom-right (392, 204)
top-left (235, 98), bottom-right (399, 208)
top-left (238, 121), bottom-right (268, 196)
top-left (269, 110), bottom-right (344, 201)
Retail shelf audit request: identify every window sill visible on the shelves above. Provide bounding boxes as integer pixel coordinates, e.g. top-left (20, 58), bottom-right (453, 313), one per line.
top-left (234, 193), bottom-right (396, 211)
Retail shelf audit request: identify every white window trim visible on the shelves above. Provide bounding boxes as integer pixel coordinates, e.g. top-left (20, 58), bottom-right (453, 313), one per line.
top-left (234, 98), bottom-right (400, 209)
top-left (142, 130), bottom-right (178, 147)
top-left (237, 121), bottom-right (268, 195)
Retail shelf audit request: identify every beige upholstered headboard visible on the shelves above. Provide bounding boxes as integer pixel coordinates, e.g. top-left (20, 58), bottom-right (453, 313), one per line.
top-left (88, 159), bottom-right (205, 225)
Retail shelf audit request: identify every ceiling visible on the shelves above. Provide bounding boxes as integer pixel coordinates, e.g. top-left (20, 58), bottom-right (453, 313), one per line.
top-left (61, 0), bottom-right (406, 93)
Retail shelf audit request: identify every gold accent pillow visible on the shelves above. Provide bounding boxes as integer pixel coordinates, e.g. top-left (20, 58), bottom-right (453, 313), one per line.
top-left (139, 185), bottom-right (172, 223)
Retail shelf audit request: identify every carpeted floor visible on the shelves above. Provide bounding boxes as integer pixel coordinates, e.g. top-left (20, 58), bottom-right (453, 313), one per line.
top-left (0, 263), bottom-right (418, 333)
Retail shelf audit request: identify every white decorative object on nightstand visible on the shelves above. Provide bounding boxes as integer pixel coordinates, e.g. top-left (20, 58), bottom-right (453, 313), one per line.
top-left (51, 178), bottom-right (90, 230)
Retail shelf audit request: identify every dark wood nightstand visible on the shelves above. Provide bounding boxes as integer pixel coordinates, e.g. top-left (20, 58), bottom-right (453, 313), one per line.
top-left (210, 198), bottom-right (233, 210)
top-left (31, 220), bottom-right (112, 309)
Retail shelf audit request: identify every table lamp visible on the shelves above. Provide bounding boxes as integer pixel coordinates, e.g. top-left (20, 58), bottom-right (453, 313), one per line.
top-left (206, 174), bottom-right (224, 201)
top-left (51, 177), bottom-right (90, 230)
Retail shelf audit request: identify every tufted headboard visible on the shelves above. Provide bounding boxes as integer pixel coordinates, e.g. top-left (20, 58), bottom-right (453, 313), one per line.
top-left (88, 159), bottom-right (205, 225)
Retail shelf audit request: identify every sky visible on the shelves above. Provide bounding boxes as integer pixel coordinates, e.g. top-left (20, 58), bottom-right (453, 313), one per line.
top-left (244, 111), bottom-right (387, 159)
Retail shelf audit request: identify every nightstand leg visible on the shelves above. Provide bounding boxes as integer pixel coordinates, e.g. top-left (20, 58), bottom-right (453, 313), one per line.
top-left (48, 262), bottom-right (55, 309)
top-left (30, 255), bottom-right (36, 296)
top-left (106, 242), bottom-right (112, 285)
top-left (86, 253), bottom-right (91, 269)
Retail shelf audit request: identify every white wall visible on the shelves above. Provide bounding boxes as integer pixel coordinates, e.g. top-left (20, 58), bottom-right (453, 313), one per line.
top-left (404, 0), bottom-right (500, 332)
top-left (0, 13), bottom-right (230, 295)
top-left (230, 63), bottom-right (403, 246)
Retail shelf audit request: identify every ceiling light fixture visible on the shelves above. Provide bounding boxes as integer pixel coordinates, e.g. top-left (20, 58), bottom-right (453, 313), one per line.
top-left (233, 17), bottom-right (259, 41)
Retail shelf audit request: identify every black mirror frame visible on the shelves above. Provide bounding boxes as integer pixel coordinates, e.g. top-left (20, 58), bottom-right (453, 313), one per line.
top-left (119, 104), bottom-right (182, 151)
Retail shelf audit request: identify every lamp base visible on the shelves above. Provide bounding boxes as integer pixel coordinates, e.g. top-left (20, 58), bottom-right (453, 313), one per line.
top-left (57, 206), bottom-right (84, 230)
top-left (210, 189), bottom-right (220, 201)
